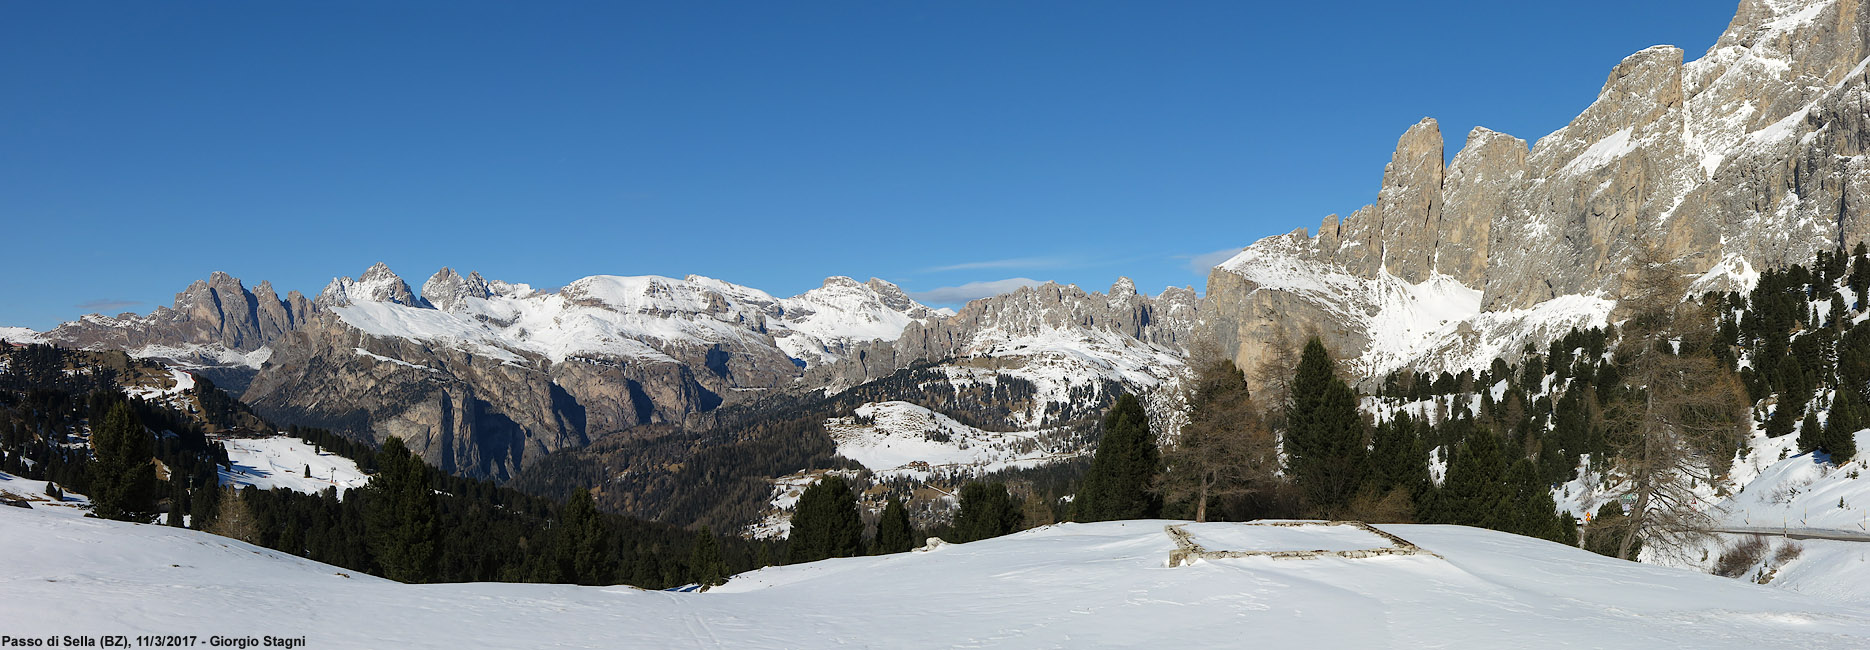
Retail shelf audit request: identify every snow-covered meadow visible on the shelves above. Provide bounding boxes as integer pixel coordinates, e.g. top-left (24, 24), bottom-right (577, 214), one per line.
top-left (4, 508), bottom-right (1867, 648)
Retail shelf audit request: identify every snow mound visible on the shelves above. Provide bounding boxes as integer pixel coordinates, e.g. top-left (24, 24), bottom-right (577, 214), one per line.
top-left (217, 435), bottom-right (371, 497)
top-left (12, 509), bottom-right (1859, 648)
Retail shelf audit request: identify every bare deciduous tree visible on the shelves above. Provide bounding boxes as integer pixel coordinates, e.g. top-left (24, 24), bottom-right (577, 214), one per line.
top-left (1603, 244), bottom-right (1749, 560)
top-left (1252, 327), bottom-right (1300, 433)
top-left (1159, 343), bottom-right (1278, 522)
top-left (208, 486), bottom-right (258, 544)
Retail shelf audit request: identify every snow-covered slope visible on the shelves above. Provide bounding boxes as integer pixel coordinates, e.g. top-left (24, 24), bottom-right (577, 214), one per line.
top-left (1216, 237), bottom-right (1616, 379)
top-left (6, 509), bottom-right (1867, 648)
top-left (1715, 430), bottom-right (1870, 533)
top-left (218, 436), bottom-right (371, 497)
top-left (0, 471), bottom-right (90, 515)
top-left (0, 327), bottom-right (45, 344)
top-left (825, 401), bottom-right (1079, 480)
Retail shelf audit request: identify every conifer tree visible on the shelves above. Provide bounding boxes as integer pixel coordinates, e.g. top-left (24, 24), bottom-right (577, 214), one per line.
top-left (558, 487), bottom-right (617, 585)
top-left (952, 481), bottom-right (1023, 543)
top-left (1075, 393), bottom-right (1161, 522)
top-left (689, 526), bottom-right (729, 588)
top-left (1506, 458), bottom-right (1570, 544)
top-left (874, 497), bottom-right (916, 554)
top-left (364, 437), bottom-right (439, 583)
top-left (1798, 411), bottom-right (1825, 454)
top-left (1824, 388), bottom-right (1866, 463)
top-left (1434, 431), bottom-right (1510, 530)
top-left (1367, 412), bottom-right (1430, 496)
top-left (1284, 339), bottom-right (1368, 515)
top-left (89, 402), bottom-right (159, 522)
top-left (786, 475), bottom-right (863, 564)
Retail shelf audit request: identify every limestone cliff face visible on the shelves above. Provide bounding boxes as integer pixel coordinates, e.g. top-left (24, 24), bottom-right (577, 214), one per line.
top-left (42, 271), bottom-right (309, 392)
top-left (1206, 0), bottom-right (1870, 383)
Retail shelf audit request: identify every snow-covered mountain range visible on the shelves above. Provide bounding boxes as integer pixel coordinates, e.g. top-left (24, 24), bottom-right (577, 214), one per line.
top-left (18, 262), bottom-right (1196, 481)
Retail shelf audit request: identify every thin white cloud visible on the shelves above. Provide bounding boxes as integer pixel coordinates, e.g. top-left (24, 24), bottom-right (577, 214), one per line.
top-left (76, 299), bottom-right (141, 313)
top-left (910, 278), bottom-right (1046, 305)
top-left (923, 257), bottom-right (1068, 273)
top-left (1180, 247), bottom-right (1246, 273)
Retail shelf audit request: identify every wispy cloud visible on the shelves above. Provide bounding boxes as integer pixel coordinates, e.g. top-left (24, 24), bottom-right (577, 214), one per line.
top-left (76, 299), bottom-right (141, 313)
top-left (910, 278), bottom-right (1046, 305)
top-left (923, 257), bottom-right (1068, 273)
top-left (1177, 247), bottom-right (1246, 274)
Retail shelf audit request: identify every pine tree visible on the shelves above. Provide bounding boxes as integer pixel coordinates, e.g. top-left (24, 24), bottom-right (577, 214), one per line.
top-left (1075, 393), bottom-right (1161, 522)
top-left (1284, 339), bottom-right (1368, 515)
top-left (363, 437), bottom-right (439, 583)
top-left (1435, 431), bottom-right (1510, 530)
top-left (166, 474), bottom-right (187, 527)
top-left (1798, 410), bottom-right (1825, 454)
top-left (952, 482), bottom-right (1023, 543)
top-left (1825, 387), bottom-right (1866, 463)
top-left (1506, 458), bottom-right (1568, 544)
top-left (689, 526), bottom-right (729, 588)
top-left (873, 497), bottom-right (916, 554)
top-left (786, 475), bottom-right (863, 564)
top-left (89, 402), bottom-right (159, 522)
top-left (558, 487), bottom-right (616, 585)
top-left (1367, 412), bottom-right (1430, 496)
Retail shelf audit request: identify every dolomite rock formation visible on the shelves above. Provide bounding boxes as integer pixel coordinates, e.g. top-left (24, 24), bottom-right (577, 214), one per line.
top-left (1206, 0), bottom-right (1870, 385)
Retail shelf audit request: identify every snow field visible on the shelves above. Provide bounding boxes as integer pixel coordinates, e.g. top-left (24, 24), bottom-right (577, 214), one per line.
top-left (217, 436), bottom-right (371, 497)
top-left (6, 509), bottom-right (1868, 649)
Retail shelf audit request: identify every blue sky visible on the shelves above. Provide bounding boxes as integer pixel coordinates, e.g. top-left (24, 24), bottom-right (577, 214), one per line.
top-left (1, 1), bottom-right (1737, 329)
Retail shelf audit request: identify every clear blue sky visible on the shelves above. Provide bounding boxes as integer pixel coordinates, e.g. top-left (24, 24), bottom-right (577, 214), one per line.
top-left (1, 1), bottom-right (1737, 330)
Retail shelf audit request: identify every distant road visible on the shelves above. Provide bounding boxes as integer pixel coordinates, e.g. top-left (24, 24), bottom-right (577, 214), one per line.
top-left (1711, 527), bottom-right (1870, 542)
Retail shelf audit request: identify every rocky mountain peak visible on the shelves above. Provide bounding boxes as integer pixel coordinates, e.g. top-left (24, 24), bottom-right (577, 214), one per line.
top-left (316, 263), bottom-right (424, 309)
top-left (422, 267), bottom-right (492, 312)
top-left (861, 278), bottom-right (917, 313)
top-left (1109, 277), bottom-right (1138, 297)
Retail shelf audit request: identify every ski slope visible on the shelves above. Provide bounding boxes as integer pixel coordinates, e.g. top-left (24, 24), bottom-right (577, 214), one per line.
top-left (4, 509), bottom-right (1867, 649)
top-left (217, 436), bottom-right (371, 497)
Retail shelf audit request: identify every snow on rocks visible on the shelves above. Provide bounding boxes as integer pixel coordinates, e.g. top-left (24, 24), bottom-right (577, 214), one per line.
top-left (0, 326), bottom-right (45, 344)
top-left (331, 271), bottom-right (940, 370)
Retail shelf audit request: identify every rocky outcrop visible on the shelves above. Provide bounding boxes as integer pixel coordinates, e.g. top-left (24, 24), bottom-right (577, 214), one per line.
top-left (42, 271), bottom-right (309, 392)
top-left (1207, 0), bottom-right (1870, 383)
top-left (315, 262), bottom-right (425, 309)
top-left (803, 278), bottom-right (1198, 423)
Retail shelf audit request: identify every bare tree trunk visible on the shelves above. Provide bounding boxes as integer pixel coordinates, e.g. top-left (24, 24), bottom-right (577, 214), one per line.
top-left (1196, 475), bottom-right (1210, 523)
